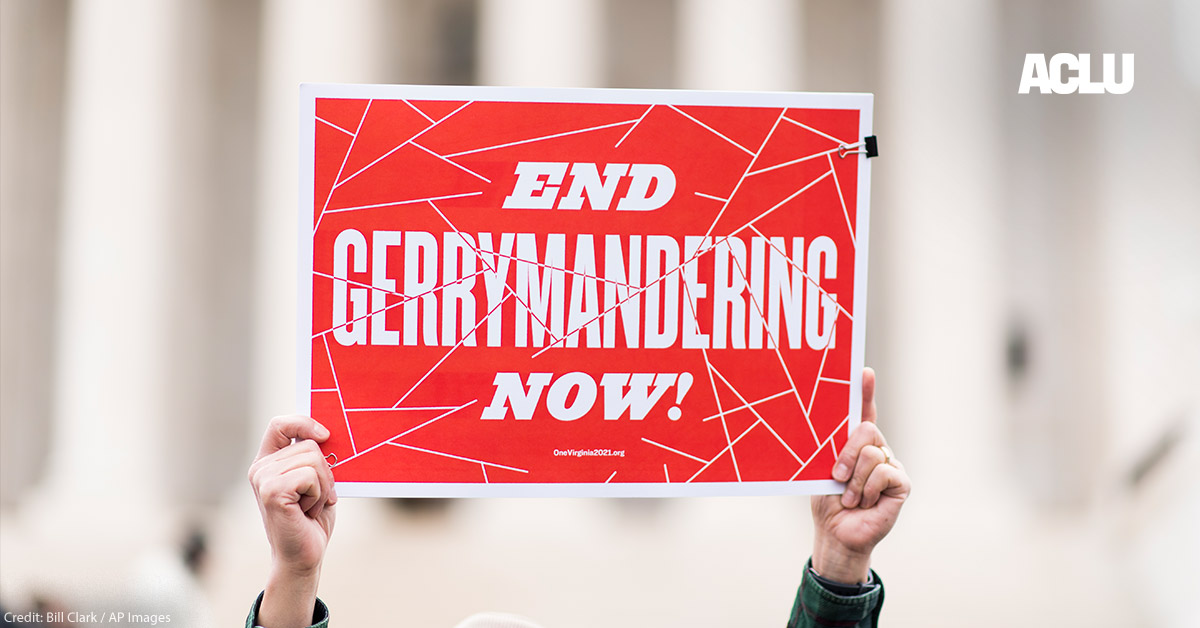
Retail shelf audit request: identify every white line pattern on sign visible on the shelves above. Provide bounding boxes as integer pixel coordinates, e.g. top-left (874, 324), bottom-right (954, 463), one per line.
top-left (312, 102), bottom-right (861, 485)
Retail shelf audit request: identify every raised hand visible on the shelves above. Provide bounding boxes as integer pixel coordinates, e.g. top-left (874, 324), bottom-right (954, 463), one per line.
top-left (810, 369), bottom-right (911, 584)
top-left (248, 415), bottom-right (337, 628)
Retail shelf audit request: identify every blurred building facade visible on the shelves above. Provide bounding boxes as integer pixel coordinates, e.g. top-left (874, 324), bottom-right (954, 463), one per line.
top-left (2, 1), bottom-right (1197, 626)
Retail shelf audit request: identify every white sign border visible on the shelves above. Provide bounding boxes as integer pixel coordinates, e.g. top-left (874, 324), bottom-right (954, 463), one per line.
top-left (298, 83), bottom-right (872, 498)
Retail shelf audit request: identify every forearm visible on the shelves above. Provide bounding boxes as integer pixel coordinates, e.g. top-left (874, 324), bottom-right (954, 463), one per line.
top-left (258, 565), bottom-right (322, 628)
top-left (811, 532), bottom-right (872, 584)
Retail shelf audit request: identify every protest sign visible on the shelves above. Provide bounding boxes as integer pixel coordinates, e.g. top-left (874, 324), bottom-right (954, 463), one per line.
top-left (300, 84), bottom-right (873, 497)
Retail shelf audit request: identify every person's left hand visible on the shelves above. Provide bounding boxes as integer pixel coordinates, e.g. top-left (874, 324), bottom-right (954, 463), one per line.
top-left (248, 415), bottom-right (337, 628)
top-left (809, 368), bottom-right (911, 584)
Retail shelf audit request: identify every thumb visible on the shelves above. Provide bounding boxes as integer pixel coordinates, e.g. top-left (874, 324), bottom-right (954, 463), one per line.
top-left (257, 415), bottom-right (331, 459)
top-left (861, 368), bottom-right (877, 423)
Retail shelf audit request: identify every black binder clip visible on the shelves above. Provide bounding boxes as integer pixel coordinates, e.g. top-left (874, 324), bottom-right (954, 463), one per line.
top-left (837, 135), bottom-right (879, 159)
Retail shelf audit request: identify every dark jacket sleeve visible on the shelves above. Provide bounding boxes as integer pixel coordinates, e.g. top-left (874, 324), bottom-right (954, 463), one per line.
top-left (246, 592), bottom-right (329, 628)
top-left (788, 567), bottom-right (884, 628)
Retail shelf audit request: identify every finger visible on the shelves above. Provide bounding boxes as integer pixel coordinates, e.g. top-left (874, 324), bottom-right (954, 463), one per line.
top-left (300, 459), bottom-right (338, 518)
top-left (259, 465), bottom-right (321, 513)
top-left (858, 460), bottom-right (910, 509)
top-left (861, 367), bottom-right (877, 423)
top-left (273, 440), bottom-right (336, 513)
top-left (259, 449), bottom-right (325, 515)
top-left (256, 415), bottom-right (331, 460)
top-left (832, 421), bottom-right (887, 482)
top-left (250, 440), bottom-right (333, 506)
top-left (307, 446), bottom-right (336, 516)
top-left (842, 444), bottom-right (886, 508)
top-left (250, 437), bottom-right (320, 480)
top-left (291, 466), bottom-right (324, 515)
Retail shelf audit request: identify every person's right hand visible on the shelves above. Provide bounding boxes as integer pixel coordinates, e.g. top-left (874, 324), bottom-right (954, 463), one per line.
top-left (809, 369), bottom-right (910, 584)
top-left (248, 415), bottom-right (337, 628)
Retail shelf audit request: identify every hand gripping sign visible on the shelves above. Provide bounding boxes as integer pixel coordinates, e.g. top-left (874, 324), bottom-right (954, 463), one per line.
top-left (300, 84), bottom-right (874, 497)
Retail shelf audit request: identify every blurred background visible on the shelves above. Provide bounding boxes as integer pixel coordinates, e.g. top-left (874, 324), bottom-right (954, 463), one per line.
top-left (2, 0), bottom-right (1198, 626)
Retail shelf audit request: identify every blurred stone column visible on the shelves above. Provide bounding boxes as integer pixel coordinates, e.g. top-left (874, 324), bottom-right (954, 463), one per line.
top-left (6, 0), bottom-right (190, 597)
top-left (868, 2), bottom-right (1011, 618)
top-left (1092, 3), bottom-right (1200, 627)
top-left (876, 0), bottom-right (1007, 480)
top-left (478, 0), bottom-right (604, 87)
top-left (250, 0), bottom-right (397, 451)
top-left (150, 0), bottom-right (264, 517)
top-left (41, 0), bottom-right (184, 515)
top-left (996, 0), bottom-right (1109, 508)
top-left (0, 0), bottom-right (68, 509)
top-left (23, 0), bottom-right (264, 513)
top-left (799, 2), bottom-right (882, 93)
top-left (604, 0), bottom-right (676, 88)
top-left (677, 0), bottom-right (802, 91)
top-left (1092, 0), bottom-right (1200, 488)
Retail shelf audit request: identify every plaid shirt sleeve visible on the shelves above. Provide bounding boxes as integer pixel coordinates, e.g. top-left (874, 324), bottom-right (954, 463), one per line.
top-left (246, 592), bottom-right (329, 628)
top-left (787, 563), bottom-right (884, 628)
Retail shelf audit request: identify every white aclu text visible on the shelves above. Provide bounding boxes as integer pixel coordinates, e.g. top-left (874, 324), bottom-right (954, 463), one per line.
top-left (1018, 53), bottom-right (1134, 94)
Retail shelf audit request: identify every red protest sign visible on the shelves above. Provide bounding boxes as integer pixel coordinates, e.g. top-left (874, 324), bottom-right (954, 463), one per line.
top-left (299, 85), bottom-right (873, 497)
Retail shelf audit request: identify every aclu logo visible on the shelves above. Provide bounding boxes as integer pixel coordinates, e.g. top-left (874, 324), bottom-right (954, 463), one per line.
top-left (1018, 53), bottom-right (1134, 94)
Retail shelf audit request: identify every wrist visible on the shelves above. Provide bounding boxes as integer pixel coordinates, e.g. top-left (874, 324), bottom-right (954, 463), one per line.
top-left (260, 562), bottom-right (321, 628)
top-left (811, 535), bottom-right (872, 584)
top-left (270, 555), bottom-right (323, 582)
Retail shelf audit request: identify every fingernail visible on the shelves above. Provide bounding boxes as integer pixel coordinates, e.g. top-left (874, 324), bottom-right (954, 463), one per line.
top-left (316, 424), bottom-right (330, 438)
top-left (842, 490), bottom-right (856, 508)
top-left (833, 463), bottom-right (850, 481)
